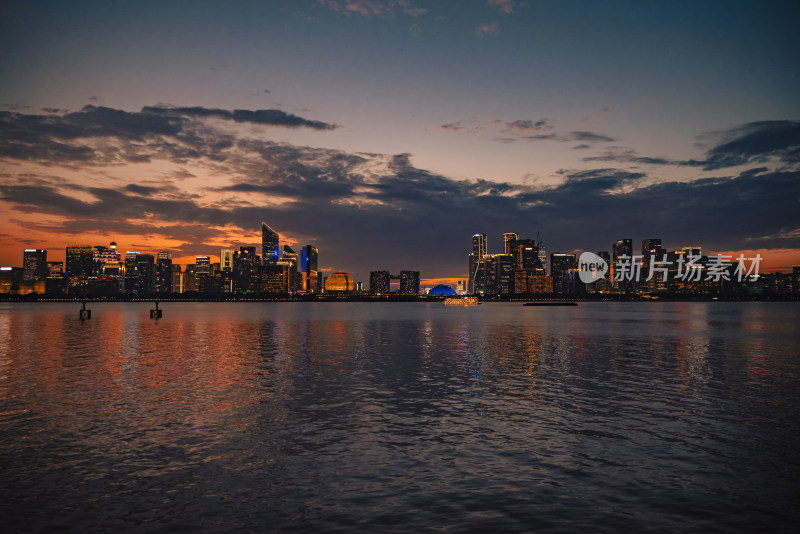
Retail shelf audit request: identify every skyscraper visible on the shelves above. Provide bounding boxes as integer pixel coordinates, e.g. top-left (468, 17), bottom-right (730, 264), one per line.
top-left (516, 239), bottom-right (542, 271)
top-left (300, 245), bottom-right (319, 294)
top-left (23, 249), bottom-right (47, 281)
top-left (92, 242), bottom-right (121, 275)
top-left (551, 253), bottom-right (578, 294)
top-left (279, 245), bottom-right (299, 294)
top-left (502, 232), bottom-right (519, 259)
top-left (370, 271), bottom-right (391, 294)
top-left (220, 249), bottom-right (234, 271)
top-left (124, 251), bottom-right (139, 292)
top-left (65, 245), bottom-right (94, 278)
top-left (469, 233), bottom-right (487, 294)
top-left (399, 271), bottom-right (420, 295)
top-left (538, 243), bottom-right (548, 275)
top-left (135, 254), bottom-right (155, 295)
top-left (641, 239), bottom-right (665, 293)
top-left (612, 239), bottom-right (633, 293)
top-left (156, 251), bottom-right (173, 293)
top-left (234, 246), bottom-right (259, 293)
top-left (472, 233), bottom-right (487, 260)
top-left (482, 254), bottom-right (514, 295)
top-left (262, 222), bottom-right (279, 265)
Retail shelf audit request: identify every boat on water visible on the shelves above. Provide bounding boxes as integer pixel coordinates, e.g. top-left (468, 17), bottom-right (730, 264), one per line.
top-left (523, 302), bottom-right (578, 306)
top-left (443, 297), bottom-right (482, 306)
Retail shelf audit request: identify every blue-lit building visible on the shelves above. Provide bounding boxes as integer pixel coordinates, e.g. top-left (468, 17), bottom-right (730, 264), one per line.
top-left (262, 222), bottom-right (280, 265)
top-left (428, 284), bottom-right (457, 296)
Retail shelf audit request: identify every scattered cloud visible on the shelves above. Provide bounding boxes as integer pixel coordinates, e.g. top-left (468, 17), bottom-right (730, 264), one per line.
top-left (501, 118), bottom-right (555, 132)
top-left (441, 122), bottom-right (464, 132)
top-left (440, 116), bottom-right (614, 145)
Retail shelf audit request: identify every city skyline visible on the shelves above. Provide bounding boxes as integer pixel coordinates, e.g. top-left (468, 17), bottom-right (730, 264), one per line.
top-left (3, 226), bottom-right (797, 298)
top-left (1, 1), bottom-right (798, 283)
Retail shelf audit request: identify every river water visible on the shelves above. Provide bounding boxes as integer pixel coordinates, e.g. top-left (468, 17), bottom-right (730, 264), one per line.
top-left (1, 302), bottom-right (798, 532)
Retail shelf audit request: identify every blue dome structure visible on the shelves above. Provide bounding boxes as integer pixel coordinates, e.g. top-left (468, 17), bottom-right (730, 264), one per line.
top-left (428, 284), bottom-right (457, 296)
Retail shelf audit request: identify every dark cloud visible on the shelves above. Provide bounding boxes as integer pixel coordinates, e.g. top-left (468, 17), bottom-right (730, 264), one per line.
top-left (0, 105), bottom-right (337, 164)
top-left (142, 105), bottom-right (339, 130)
top-left (582, 148), bottom-right (677, 166)
top-left (583, 121), bottom-right (800, 171)
top-left (125, 184), bottom-right (160, 196)
top-left (566, 131), bottom-right (615, 143)
top-left (701, 120), bottom-right (800, 170)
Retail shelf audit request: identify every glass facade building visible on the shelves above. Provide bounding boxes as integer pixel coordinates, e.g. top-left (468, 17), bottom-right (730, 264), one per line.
top-left (262, 222), bottom-right (280, 265)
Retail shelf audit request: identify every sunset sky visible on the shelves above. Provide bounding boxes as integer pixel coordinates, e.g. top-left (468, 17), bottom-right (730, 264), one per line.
top-left (1, 0), bottom-right (798, 284)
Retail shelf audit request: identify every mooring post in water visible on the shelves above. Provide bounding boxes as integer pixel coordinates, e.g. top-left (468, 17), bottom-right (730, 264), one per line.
top-left (79, 301), bottom-right (91, 320)
top-left (150, 300), bottom-right (162, 319)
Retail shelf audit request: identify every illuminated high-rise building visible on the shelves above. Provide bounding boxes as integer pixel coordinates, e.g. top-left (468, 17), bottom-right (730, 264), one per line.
top-left (262, 222), bottom-right (280, 265)
top-left (538, 244), bottom-right (547, 275)
top-left (641, 239), bottom-right (665, 293)
top-left (456, 280), bottom-right (466, 295)
top-left (92, 242), bottom-right (121, 275)
top-left (472, 233), bottom-right (487, 260)
top-left (503, 232), bottom-right (518, 257)
top-left (279, 245), bottom-right (299, 294)
top-left (171, 264), bottom-right (184, 294)
top-left (469, 233), bottom-right (487, 295)
top-left (370, 271), bottom-right (391, 294)
top-left (234, 247), bottom-right (259, 293)
top-left (155, 251), bottom-right (173, 293)
top-left (124, 251), bottom-right (139, 293)
top-left (195, 256), bottom-right (211, 276)
top-left (516, 239), bottom-right (542, 271)
top-left (483, 254), bottom-right (514, 295)
top-left (399, 271), bottom-right (420, 295)
top-left (300, 245), bottom-right (319, 294)
top-left (65, 245), bottom-right (93, 278)
top-left (135, 254), bottom-right (155, 294)
top-left (23, 249), bottom-right (47, 281)
top-left (551, 253), bottom-right (578, 294)
top-left (220, 249), bottom-right (234, 272)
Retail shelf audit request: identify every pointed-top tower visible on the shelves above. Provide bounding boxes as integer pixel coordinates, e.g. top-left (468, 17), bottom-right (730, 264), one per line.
top-left (262, 222), bottom-right (279, 265)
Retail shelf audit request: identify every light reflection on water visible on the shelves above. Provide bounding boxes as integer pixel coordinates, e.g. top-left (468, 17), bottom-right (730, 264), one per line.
top-left (0, 301), bottom-right (799, 533)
